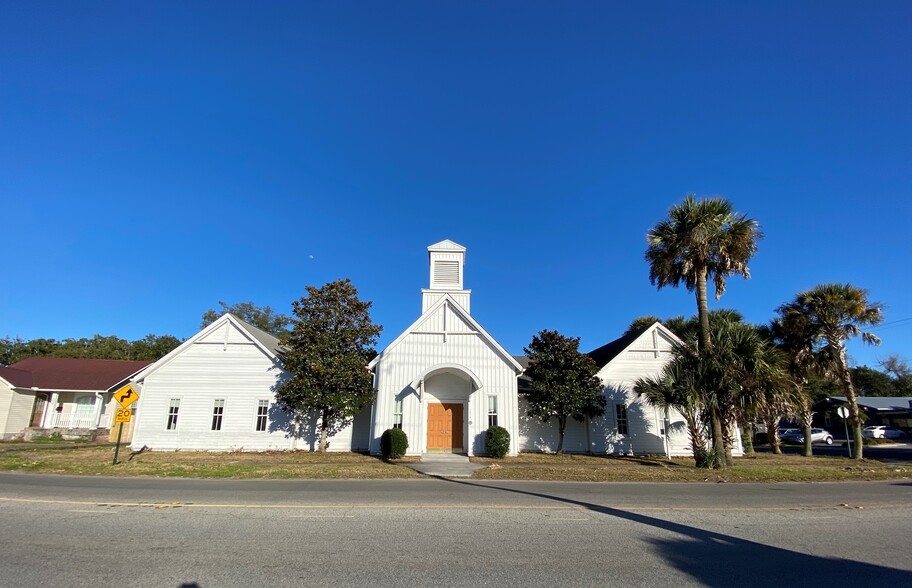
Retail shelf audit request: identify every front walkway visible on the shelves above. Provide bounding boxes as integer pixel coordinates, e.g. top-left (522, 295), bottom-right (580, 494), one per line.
top-left (406, 453), bottom-right (487, 478)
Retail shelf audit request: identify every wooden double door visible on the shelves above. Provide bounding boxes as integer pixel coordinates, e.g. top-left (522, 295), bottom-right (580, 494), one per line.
top-left (427, 403), bottom-right (464, 452)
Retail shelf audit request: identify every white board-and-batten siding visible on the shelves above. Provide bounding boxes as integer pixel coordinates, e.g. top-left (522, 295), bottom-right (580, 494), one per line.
top-left (371, 299), bottom-right (520, 456)
top-left (130, 318), bottom-right (359, 452)
top-left (516, 323), bottom-right (701, 457)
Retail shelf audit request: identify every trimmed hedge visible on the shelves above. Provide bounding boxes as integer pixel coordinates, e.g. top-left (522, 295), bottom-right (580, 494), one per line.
top-left (381, 428), bottom-right (409, 459)
top-left (485, 425), bottom-right (510, 458)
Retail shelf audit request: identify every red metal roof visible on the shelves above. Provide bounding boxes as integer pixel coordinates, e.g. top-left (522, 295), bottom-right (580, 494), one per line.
top-left (0, 357), bottom-right (151, 391)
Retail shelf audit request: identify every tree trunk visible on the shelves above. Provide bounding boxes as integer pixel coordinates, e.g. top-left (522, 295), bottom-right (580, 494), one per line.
top-left (836, 345), bottom-right (864, 460)
top-left (685, 413), bottom-right (708, 467)
top-left (766, 417), bottom-right (782, 455)
top-left (695, 266), bottom-right (712, 353)
top-left (556, 415), bottom-right (566, 454)
top-left (710, 407), bottom-right (726, 468)
top-left (318, 409), bottom-right (329, 453)
top-left (722, 422), bottom-right (735, 467)
top-left (801, 406), bottom-right (813, 458)
top-left (292, 415), bottom-right (301, 451)
top-left (742, 423), bottom-right (754, 456)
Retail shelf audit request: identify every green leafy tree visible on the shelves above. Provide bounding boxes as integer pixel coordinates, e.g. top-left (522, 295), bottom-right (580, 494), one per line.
top-left (776, 283), bottom-right (883, 460)
top-left (524, 330), bottom-right (606, 454)
top-left (201, 301), bottom-right (292, 338)
top-left (850, 366), bottom-right (899, 396)
top-left (879, 355), bottom-right (912, 396)
top-left (624, 315), bottom-right (688, 338)
top-left (1, 334), bottom-right (180, 364)
top-left (276, 279), bottom-right (382, 452)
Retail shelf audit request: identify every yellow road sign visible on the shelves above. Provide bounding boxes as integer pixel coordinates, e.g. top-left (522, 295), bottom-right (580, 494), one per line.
top-left (114, 384), bottom-right (139, 408)
top-left (114, 408), bottom-right (132, 423)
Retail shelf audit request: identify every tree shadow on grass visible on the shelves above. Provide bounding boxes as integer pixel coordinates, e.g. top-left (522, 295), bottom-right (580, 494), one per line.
top-left (434, 477), bottom-right (912, 586)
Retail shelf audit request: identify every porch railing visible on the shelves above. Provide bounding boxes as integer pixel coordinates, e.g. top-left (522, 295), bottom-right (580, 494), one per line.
top-left (49, 413), bottom-right (98, 429)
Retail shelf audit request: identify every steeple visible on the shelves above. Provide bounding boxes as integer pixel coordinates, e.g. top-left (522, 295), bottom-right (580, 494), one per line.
top-left (422, 240), bottom-right (471, 312)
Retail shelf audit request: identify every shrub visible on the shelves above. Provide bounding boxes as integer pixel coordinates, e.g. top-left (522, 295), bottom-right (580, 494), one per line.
top-left (485, 426), bottom-right (510, 458)
top-left (381, 428), bottom-right (409, 459)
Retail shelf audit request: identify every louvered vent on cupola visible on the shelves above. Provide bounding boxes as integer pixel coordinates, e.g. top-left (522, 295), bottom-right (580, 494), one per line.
top-left (433, 260), bottom-right (460, 287)
top-left (427, 240), bottom-right (466, 291)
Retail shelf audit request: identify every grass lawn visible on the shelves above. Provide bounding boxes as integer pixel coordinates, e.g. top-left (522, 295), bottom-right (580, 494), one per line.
top-left (470, 452), bottom-right (912, 483)
top-left (0, 443), bottom-right (909, 482)
top-left (0, 445), bottom-right (421, 479)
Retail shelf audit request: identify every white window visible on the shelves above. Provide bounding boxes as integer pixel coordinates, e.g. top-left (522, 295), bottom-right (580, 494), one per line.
top-left (256, 400), bottom-right (269, 432)
top-left (393, 398), bottom-right (403, 429)
top-left (211, 399), bottom-right (225, 431)
top-left (616, 403), bottom-right (628, 435)
top-left (487, 395), bottom-right (498, 428)
top-left (167, 398), bottom-right (180, 430)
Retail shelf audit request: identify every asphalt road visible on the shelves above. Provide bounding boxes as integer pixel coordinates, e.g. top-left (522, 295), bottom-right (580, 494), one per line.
top-left (758, 441), bottom-right (912, 461)
top-left (1, 473), bottom-right (910, 587)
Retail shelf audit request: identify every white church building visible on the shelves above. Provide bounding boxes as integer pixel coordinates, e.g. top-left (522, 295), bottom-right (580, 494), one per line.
top-left (128, 240), bottom-right (735, 458)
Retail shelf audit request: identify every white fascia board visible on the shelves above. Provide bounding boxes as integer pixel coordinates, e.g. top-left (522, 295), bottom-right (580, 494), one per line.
top-left (369, 294), bottom-right (522, 374)
top-left (600, 321), bottom-right (683, 373)
top-left (443, 298), bottom-right (523, 373)
top-left (653, 321), bottom-right (684, 346)
top-left (368, 297), bottom-right (452, 369)
top-left (133, 313), bottom-right (278, 383)
top-left (427, 239), bottom-right (466, 252)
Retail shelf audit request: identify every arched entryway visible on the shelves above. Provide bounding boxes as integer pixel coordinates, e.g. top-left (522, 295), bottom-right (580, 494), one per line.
top-left (412, 364), bottom-right (482, 454)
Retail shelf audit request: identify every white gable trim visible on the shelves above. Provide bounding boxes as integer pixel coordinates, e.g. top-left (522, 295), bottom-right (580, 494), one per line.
top-left (427, 239), bottom-right (466, 252)
top-left (369, 294), bottom-right (523, 373)
top-left (132, 313), bottom-right (279, 383)
top-left (601, 321), bottom-right (683, 372)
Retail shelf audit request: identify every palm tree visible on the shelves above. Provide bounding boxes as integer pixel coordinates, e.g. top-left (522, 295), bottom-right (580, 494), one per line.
top-left (646, 196), bottom-right (761, 465)
top-left (635, 360), bottom-right (710, 468)
top-left (776, 284), bottom-right (883, 459)
top-left (762, 318), bottom-right (822, 458)
top-left (646, 195), bottom-right (762, 353)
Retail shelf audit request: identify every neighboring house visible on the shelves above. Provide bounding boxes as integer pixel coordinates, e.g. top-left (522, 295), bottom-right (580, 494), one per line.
top-left (814, 396), bottom-right (912, 433)
top-left (368, 240), bottom-right (524, 456)
top-left (129, 313), bottom-right (369, 452)
top-left (0, 357), bottom-right (150, 440)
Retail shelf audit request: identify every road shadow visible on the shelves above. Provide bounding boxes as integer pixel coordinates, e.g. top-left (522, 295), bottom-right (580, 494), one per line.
top-left (432, 476), bottom-right (912, 585)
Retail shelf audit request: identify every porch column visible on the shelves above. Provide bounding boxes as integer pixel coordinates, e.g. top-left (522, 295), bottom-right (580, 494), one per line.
top-left (44, 392), bottom-right (59, 428)
top-left (417, 379), bottom-right (426, 454)
top-left (93, 392), bottom-right (105, 428)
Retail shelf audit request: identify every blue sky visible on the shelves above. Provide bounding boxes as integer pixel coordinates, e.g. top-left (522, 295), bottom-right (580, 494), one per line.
top-left (1, 2), bottom-right (910, 368)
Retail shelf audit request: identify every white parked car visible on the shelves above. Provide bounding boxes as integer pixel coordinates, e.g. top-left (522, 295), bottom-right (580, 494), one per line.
top-left (863, 426), bottom-right (907, 439)
top-left (781, 428), bottom-right (834, 445)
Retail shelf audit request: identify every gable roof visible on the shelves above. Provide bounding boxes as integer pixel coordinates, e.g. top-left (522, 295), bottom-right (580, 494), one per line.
top-left (587, 321), bottom-right (683, 369)
top-left (238, 318), bottom-right (285, 356)
top-left (369, 293), bottom-right (523, 373)
top-left (0, 365), bottom-right (33, 388)
top-left (586, 325), bottom-right (652, 368)
top-left (132, 313), bottom-right (283, 383)
top-left (0, 357), bottom-right (151, 391)
top-left (427, 239), bottom-right (466, 252)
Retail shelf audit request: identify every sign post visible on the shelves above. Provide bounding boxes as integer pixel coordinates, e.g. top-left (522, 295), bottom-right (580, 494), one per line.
top-left (111, 384), bottom-right (139, 465)
top-left (837, 405), bottom-right (851, 457)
